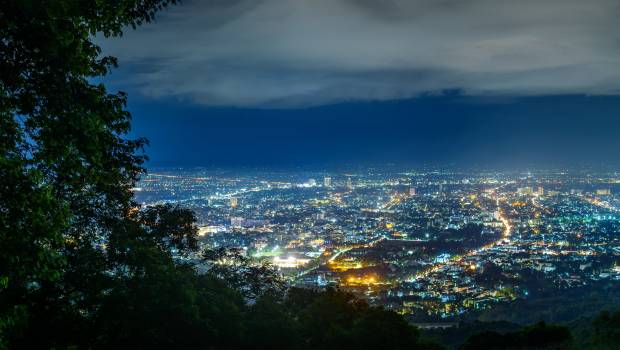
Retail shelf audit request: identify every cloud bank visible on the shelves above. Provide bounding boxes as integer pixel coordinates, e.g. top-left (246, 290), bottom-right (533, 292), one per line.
top-left (101, 0), bottom-right (620, 107)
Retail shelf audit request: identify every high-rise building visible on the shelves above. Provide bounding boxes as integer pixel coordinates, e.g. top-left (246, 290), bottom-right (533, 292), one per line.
top-left (537, 186), bottom-right (544, 196)
top-left (409, 187), bottom-right (416, 196)
top-left (230, 197), bottom-right (238, 209)
top-left (346, 177), bottom-right (353, 190)
top-left (324, 176), bottom-right (332, 187)
top-left (308, 178), bottom-right (317, 187)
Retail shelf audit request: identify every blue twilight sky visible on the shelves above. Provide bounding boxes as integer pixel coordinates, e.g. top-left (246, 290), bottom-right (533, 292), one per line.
top-left (101, 0), bottom-right (620, 168)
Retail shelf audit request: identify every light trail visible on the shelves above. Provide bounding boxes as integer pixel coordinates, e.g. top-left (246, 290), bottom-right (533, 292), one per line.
top-left (409, 188), bottom-right (513, 281)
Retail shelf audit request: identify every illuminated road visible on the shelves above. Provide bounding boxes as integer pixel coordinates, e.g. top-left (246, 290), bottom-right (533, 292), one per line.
top-left (409, 188), bottom-right (513, 281)
top-left (381, 196), bottom-right (402, 210)
top-left (328, 236), bottom-right (386, 263)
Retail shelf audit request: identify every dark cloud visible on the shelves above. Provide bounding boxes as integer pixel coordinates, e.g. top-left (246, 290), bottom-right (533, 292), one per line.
top-left (102, 0), bottom-right (620, 107)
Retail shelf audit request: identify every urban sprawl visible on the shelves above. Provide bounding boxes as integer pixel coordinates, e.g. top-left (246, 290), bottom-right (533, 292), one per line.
top-left (134, 168), bottom-right (620, 322)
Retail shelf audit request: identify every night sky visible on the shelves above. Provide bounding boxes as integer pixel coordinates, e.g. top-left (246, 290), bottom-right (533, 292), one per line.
top-left (101, 0), bottom-right (620, 168)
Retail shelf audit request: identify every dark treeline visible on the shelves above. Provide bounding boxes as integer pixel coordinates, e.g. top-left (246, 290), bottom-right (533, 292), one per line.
top-left (0, 1), bottom-right (619, 349)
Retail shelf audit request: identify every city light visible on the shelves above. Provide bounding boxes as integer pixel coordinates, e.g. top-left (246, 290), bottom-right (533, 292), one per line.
top-left (134, 168), bottom-right (620, 319)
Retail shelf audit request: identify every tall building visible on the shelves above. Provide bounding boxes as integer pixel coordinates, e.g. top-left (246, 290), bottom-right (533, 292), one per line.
top-left (409, 187), bottom-right (416, 196)
top-left (324, 176), bottom-right (332, 187)
top-left (230, 197), bottom-right (238, 209)
top-left (308, 178), bottom-right (317, 187)
top-left (346, 177), bottom-right (353, 190)
top-left (537, 186), bottom-right (544, 196)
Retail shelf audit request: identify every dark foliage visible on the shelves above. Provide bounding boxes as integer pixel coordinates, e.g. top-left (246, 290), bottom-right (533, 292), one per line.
top-left (242, 287), bottom-right (441, 350)
top-left (459, 322), bottom-right (573, 350)
top-left (587, 310), bottom-right (620, 350)
top-left (1, 1), bottom-right (179, 347)
top-left (423, 320), bottom-right (522, 349)
top-left (201, 247), bottom-right (287, 300)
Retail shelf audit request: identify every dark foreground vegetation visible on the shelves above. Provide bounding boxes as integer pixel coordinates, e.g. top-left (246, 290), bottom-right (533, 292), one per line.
top-left (1, 1), bottom-right (619, 349)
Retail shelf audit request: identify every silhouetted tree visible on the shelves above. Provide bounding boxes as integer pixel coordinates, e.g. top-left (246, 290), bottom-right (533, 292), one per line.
top-left (94, 265), bottom-right (245, 349)
top-left (1, 0), bottom-right (182, 347)
top-left (589, 310), bottom-right (620, 349)
top-left (460, 321), bottom-right (573, 350)
top-left (244, 295), bottom-right (301, 349)
top-left (291, 287), bottom-right (438, 350)
top-left (202, 247), bottom-right (286, 300)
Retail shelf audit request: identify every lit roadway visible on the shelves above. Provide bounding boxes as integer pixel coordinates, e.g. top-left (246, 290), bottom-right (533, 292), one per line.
top-left (297, 192), bottom-right (406, 277)
top-left (409, 189), bottom-right (513, 281)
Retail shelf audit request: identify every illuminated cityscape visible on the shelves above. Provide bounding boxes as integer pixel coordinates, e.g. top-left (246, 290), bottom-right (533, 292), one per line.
top-left (134, 167), bottom-right (620, 322)
top-left (7, 0), bottom-right (620, 348)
